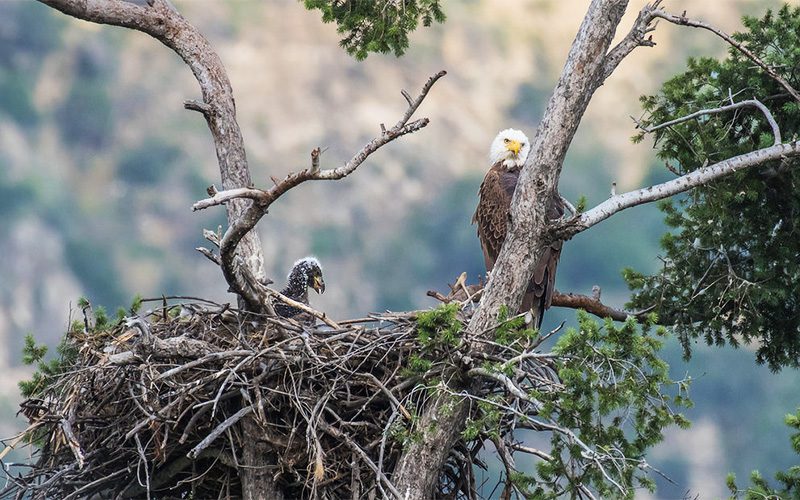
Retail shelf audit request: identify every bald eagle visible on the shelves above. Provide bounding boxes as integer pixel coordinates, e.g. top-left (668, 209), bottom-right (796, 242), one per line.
top-left (274, 257), bottom-right (325, 319)
top-left (472, 128), bottom-right (564, 326)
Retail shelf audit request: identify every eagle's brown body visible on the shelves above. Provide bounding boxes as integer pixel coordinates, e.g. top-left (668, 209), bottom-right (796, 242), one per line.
top-left (473, 161), bottom-right (564, 324)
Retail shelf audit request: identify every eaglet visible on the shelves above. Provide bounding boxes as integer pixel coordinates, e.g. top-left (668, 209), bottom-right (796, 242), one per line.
top-left (274, 257), bottom-right (325, 323)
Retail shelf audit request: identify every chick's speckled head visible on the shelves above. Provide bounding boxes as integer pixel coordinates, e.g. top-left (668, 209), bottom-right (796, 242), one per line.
top-left (489, 128), bottom-right (531, 169)
top-left (287, 257), bottom-right (325, 294)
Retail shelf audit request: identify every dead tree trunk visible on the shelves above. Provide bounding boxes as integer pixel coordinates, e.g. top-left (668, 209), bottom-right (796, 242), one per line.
top-left (392, 0), bottom-right (634, 496)
top-left (39, 0), bottom-right (266, 288)
top-left (34, 1), bottom-right (277, 497)
top-left (240, 418), bottom-right (284, 500)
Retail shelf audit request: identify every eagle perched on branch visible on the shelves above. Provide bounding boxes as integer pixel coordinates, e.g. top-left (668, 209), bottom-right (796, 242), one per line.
top-left (473, 128), bottom-right (564, 326)
top-left (274, 257), bottom-right (325, 319)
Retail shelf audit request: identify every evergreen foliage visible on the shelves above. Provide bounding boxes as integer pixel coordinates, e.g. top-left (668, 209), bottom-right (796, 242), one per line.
top-left (626, 5), bottom-right (800, 370)
top-left (528, 313), bottom-right (690, 498)
top-left (415, 302), bottom-right (462, 350)
top-left (461, 312), bottom-right (690, 498)
top-left (727, 407), bottom-right (800, 499)
top-left (406, 303), bottom-right (462, 378)
top-left (405, 306), bottom-right (690, 497)
top-left (302, 0), bottom-right (445, 60)
top-left (18, 296), bottom-right (139, 399)
top-left (19, 332), bottom-right (77, 399)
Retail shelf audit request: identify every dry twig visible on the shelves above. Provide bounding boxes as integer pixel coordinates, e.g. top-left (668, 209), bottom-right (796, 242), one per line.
top-left (0, 295), bottom-right (636, 499)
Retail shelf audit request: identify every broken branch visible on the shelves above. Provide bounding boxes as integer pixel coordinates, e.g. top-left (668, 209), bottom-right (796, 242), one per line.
top-left (602, 0), bottom-right (662, 80)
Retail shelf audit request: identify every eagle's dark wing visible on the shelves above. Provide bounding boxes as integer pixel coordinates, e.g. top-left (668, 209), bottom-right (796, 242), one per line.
top-left (474, 163), bottom-right (564, 326)
top-left (274, 290), bottom-right (316, 325)
top-left (522, 193), bottom-right (565, 324)
top-left (273, 293), bottom-right (306, 318)
top-left (473, 162), bottom-right (517, 271)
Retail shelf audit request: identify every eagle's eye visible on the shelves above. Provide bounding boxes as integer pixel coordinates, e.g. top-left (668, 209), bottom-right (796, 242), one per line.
top-left (503, 138), bottom-right (510, 144)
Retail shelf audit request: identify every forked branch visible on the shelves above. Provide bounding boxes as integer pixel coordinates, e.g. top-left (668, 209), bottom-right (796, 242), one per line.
top-left (601, 0), bottom-right (662, 80)
top-left (193, 71), bottom-right (445, 213)
top-left (193, 71), bottom-right (447, 311)
top-left (554, 93), bottom-right (800, 242)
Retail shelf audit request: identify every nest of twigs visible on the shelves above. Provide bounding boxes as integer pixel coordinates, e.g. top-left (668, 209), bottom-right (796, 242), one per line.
top-left (0, 297), bottom-right (487, 499)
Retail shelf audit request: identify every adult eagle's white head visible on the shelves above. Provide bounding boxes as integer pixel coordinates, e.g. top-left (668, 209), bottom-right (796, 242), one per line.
top-left (489, 128), bottom-right (530, 169)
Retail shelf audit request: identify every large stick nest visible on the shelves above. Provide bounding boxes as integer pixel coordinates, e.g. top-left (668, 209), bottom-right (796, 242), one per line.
top-left (1, 299), bottom-right (487, 499)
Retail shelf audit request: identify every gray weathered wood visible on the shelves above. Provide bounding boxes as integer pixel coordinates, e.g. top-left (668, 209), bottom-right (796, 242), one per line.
top-left (392, 1), bottom-right (633, 497)
top-left (241, 417), bottom-right (285, 500)
top-left (33, 2), bottom-right (278, 497)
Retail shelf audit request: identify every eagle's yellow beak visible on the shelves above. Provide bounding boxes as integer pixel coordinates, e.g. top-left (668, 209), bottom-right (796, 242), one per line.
top-left (312, 275), bottom-right (325, 294)
top-left (505, 140), bottom-right (521, 156)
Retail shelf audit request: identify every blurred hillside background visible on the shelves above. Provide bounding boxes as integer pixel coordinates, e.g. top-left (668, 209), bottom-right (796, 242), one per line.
top-left (1, 0), bottom-right (799, 498)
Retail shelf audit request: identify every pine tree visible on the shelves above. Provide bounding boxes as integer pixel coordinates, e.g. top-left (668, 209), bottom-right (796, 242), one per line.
top-left (626, 5), bottom-right (800, 370)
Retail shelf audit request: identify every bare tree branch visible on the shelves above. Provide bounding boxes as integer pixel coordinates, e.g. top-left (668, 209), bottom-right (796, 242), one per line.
top-left (555, 140), bottom-right (800, 240)
top-left (508, 442), bottom-right (554, 461)
top-left (652, 8), bottom-right (800, 103)
top-left (106, 334), bottom-right (216, 365)
top-left (601, 0), bottom-right (662, 80)
top-left (492, 436), bottom-right (523, 499)
top-left (264, 289), bottom-right (341, 330)
top-left (196, 247), bottom-right (221, 266)
top-left (187, 404), bottom-right (260, 460)
top-left (636, 98), bottom-right (781, 145)
top-left (467, 368), bottom-right (543, 411)
top-left (551, 291), bottom-right (654, 322)
top-left (428, 283), bottom-right (649, 323)
top-left (193, 187), bottom-right (267, 211)
top-left (193, 71), bottom-right (446, 311)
